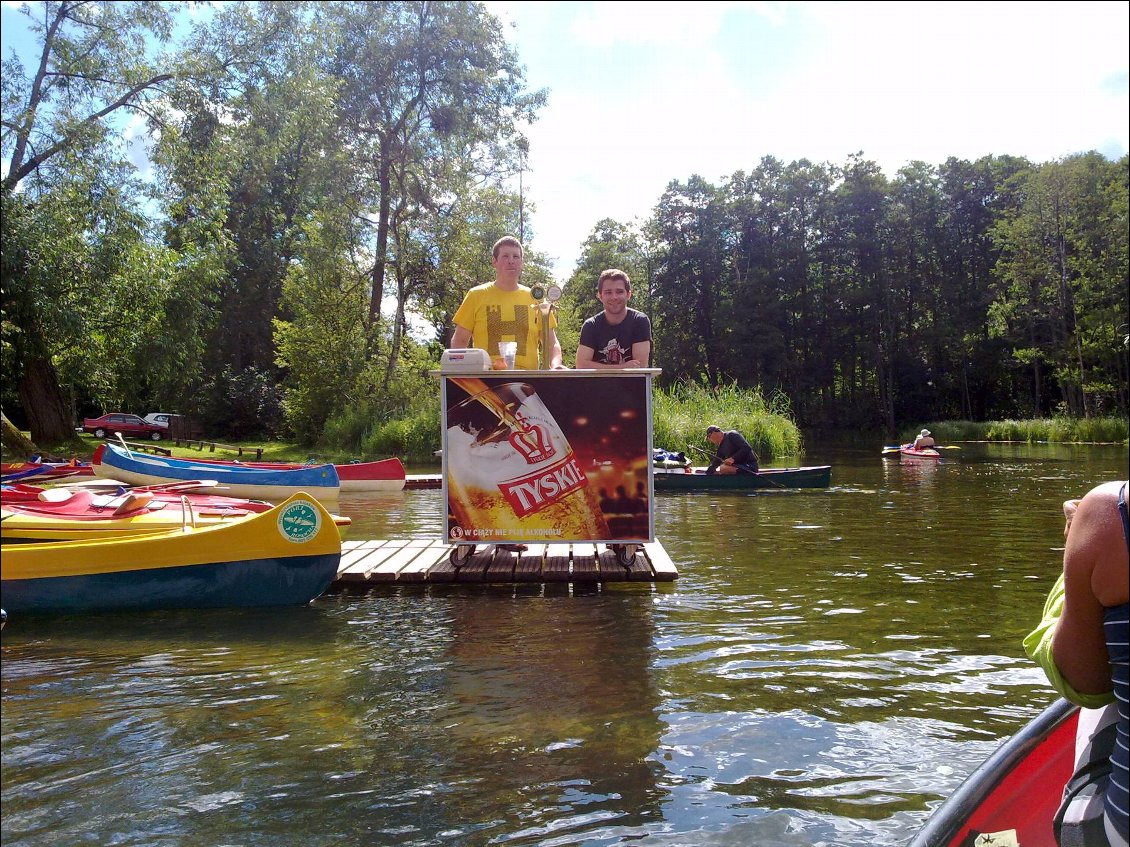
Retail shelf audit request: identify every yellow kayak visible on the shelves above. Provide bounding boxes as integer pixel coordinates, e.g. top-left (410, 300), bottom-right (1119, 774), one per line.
top-left (1, 487), bottom-right (351, 542)
top-left (1, 492), bottom-right (342, 614)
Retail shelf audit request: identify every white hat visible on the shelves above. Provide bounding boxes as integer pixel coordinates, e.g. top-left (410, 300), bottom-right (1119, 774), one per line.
top-left (920, 429), bottom-right (931, 436)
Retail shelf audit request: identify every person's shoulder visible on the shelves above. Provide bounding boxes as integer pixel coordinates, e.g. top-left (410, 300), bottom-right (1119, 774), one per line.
top-left (582, 311), bottom-right (606, 327)
top-left (1078, 481), bottom-right (1125, 512)
top-left (462, 281), bottom-right (496, 297)
top-left (628, 307), bottom-right (651, 322)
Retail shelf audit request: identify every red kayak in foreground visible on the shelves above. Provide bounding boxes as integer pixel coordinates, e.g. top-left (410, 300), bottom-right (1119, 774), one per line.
top-left (911, 698), bottom-right (1078, 847)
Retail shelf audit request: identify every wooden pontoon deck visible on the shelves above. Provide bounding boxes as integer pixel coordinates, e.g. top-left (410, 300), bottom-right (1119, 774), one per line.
top-left (332, 539), bottom-right (678, 586)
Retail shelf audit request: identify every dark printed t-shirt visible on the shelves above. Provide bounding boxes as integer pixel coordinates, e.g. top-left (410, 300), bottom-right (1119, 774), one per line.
top-left (578, 309), bottom-right (652, 365)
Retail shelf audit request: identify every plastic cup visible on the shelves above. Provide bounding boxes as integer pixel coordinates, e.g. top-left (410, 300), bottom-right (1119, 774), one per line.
top-left (498, 341), bottom-right (517, 370)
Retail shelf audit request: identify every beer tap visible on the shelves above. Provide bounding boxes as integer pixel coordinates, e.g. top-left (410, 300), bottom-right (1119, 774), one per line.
top-left (529, 283), bottom-right (562, 370)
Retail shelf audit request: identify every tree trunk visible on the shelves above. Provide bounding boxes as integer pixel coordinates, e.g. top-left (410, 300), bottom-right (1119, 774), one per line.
top-left (1, 411), bottom-right (38, 456)
top-left (18, 355), bottom-right (75, 443)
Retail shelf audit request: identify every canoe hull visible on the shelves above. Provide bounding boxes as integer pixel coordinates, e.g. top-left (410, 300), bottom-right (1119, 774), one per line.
top-left (900, 448), bottom-right (941, 460)
top-left (653, 465), bottom-right (832, 491)
top-left (336, 459), bottom-right (406, 492)
top-left (94, 443), bottom-right (340, 502)
top-left (910, 698), bottom-right (1078, 847)
top-left (0, 493), bottom-right (341, 614)
top-left (1, 552), bottom-right (340, 613)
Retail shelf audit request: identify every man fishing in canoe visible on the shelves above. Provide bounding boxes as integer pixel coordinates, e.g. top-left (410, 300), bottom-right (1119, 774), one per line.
top-left (703, 425), bottom-right (760, 475)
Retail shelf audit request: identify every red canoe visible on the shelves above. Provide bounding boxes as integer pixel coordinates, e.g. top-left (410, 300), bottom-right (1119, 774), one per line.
top-left (911, 698), bottom-right (1078, 847)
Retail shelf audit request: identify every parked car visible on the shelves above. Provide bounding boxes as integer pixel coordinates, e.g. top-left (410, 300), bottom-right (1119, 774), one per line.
top-left (143, 412), bottom-right (173, 429)
top-left (82, 413), bottom-right (167, 441)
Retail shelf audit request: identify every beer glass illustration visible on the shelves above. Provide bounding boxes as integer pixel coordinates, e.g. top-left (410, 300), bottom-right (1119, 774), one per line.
top-left (445, 379), bottom-right (610, 547)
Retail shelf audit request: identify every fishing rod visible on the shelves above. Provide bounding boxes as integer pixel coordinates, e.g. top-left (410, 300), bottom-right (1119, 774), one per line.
top-left (687, 442), bottom-right (786, 489)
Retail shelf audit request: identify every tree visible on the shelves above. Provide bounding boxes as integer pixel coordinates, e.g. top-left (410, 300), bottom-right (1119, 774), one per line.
top-left (1, 1), bottom-right (181, 441)
top-left (318, 0), bottom-right (545, 347)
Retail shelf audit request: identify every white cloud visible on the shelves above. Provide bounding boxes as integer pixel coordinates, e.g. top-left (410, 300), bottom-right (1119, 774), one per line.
top-left (496, 1), bottom-right (1128, 279)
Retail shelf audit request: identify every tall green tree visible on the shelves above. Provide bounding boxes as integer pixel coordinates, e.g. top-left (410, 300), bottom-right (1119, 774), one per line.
top-left (318, 0), bottom-right (545, 350)
top-left (1, 0), bottom-right (179, 441)
top-left (990, 153), bottom-right (1128, 416)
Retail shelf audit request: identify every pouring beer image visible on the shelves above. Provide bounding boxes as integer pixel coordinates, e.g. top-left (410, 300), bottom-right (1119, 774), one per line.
top-left (445, 378), bottom-right (614, 543)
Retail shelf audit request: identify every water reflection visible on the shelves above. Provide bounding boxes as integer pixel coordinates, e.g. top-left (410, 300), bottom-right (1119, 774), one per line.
top-left (2, 443), bottom-right (1127, 846)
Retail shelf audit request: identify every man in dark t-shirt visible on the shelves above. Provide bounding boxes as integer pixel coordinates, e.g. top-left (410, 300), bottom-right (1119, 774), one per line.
top-left (704, 425), bottom-right (760, 475)
top-left (575, 269), bottom-right (651, 368)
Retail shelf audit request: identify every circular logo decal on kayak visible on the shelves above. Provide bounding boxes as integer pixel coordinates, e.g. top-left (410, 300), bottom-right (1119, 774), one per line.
top-left (278, 501), bottom-right (321, 543)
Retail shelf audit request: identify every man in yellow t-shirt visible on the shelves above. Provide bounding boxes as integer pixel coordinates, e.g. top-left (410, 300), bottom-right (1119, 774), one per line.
top-left (450, 236), bottom-right (563, 370)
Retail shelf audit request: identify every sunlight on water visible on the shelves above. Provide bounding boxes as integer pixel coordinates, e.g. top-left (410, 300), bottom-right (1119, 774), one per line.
top-left (1, 443), bottom-right (1126, 846)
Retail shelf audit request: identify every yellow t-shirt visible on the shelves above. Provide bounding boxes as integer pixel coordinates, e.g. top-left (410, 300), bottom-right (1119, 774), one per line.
top-left (453, 283), bottom-right (555, 370)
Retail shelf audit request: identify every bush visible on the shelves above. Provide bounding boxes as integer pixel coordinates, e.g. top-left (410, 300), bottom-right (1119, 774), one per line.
top-left (652, 379), bottom-right (802, 462)
top-left (901, 418), bottom-right (1128, 444)
top-left (362, 400), bottom-right (441, 463)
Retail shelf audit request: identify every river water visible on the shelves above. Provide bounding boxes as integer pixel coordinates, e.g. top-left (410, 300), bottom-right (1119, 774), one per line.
top-left (2, 442), bottom-right (1127, 847)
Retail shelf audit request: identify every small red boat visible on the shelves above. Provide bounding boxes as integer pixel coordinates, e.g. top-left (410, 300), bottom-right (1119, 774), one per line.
top-left (899, 446), bottom-right (941, 460)
top-left (911, 698), bottom-right (1078, 847)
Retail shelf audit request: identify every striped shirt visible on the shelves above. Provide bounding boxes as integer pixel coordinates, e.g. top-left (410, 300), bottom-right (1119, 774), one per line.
top-left (1105, 482), bottom-right (1130, 836)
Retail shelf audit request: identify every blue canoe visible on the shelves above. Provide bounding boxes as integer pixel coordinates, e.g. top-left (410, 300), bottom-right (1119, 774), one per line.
top-left (93, 442), bottom-right (340, 502)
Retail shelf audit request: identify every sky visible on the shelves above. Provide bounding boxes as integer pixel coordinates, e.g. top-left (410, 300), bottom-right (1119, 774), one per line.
top-left (3, 1), bottom-right (1127, 283)
top-left (486, 1), bottom-right (1129, 279)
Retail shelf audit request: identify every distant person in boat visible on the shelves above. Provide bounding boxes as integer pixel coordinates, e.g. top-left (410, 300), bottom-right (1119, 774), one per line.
top-left (575, 269), bottom-right (651, 369)
top-left (704, 426), bottom-right (760, 475)
top-left (912, 429), bottom-right (935, 450)
top-left (450, 235), bottom-right (564, 370)
top-left (1024, 480), bottom-right (1129, 847)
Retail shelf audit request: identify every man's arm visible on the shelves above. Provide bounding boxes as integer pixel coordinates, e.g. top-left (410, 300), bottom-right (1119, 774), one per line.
top-left (631, 339), bottom-right (651, 367)
top-left (451, 325), bottom-right (472, 349)
top-left (576, 344), bottom-right (643, 369)
top-left (547, 328), bottom-right (565, 369)
top-left (576, 344), bottom-right (597, 368)
top-left (1052, 483), bottom-right (1123, 695)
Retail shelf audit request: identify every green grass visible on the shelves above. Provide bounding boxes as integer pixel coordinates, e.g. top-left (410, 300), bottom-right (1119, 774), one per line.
top-left (652, 380), bottom-right (802, 462)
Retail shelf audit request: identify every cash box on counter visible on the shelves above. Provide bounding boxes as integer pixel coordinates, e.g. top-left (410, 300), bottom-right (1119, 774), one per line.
top-left (440, 348), bottom-right (492, 372)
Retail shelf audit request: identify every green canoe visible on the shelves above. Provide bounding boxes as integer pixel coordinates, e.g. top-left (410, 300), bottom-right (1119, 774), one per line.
top-left (653, 465), bottom-right (832, 491)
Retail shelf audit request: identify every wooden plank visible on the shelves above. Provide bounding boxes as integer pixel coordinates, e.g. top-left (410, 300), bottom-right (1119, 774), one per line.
top-left (454, 546), bottom-right (493, 582)
top-left (514, 544), bottom-right (547, 582)
top-left (643, 541), bottom-right (679, 581)
top-left (626, 547), bottom-right (653, 581)
top-left (396, 542), bottom-right (451, 582)
top-left (597, 546), bottom-right (631, 582)
top-left (334, 538), bottom-right (678, 585)
top-left (543, 544), bottom-right (571, 582)
top-left (337, 541), bottom-right (397, 583)
top-left (484, 546), bottom-right (516, 582)
top-left (570, 543), bottom-right (599, 583)
top-left (339, 539), bottom-right (387, 571)
top-left (367, 540), bottom-right (440, 582)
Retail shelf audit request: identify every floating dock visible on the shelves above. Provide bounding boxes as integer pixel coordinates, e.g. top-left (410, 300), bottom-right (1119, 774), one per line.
top-left (332, 539), bottom-right (678, 586)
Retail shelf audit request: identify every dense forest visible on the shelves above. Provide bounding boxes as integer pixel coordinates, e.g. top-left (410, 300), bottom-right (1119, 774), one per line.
top-left (3, 1), bottom-right (1127, 447)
